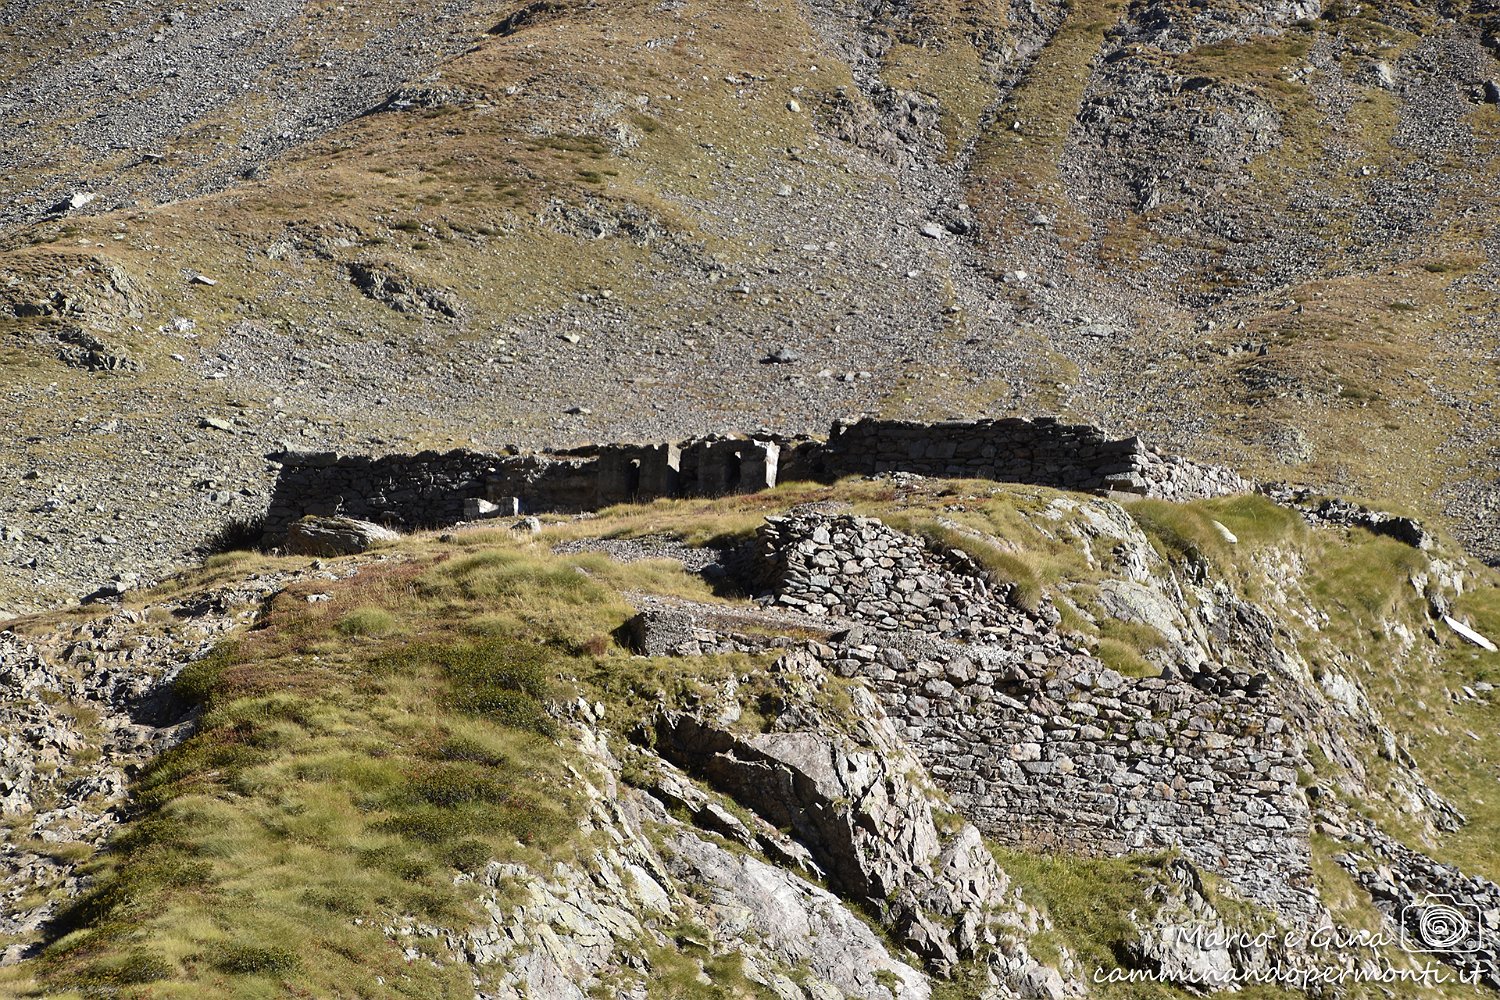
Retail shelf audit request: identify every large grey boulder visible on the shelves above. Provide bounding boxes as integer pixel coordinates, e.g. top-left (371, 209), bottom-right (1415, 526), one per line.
top-left (283, 515), bottom-right (398, 556)
top-left (661, 830), bottom-right (931, 1000)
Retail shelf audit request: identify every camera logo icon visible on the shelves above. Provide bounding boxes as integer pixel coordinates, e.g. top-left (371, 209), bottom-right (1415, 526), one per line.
top-left (1400, 895), bottom-right (1486, 954)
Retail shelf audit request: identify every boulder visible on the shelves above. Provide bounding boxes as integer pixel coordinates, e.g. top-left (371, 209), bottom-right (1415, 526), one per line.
top-left (464, 497), bottom-right (500, 519)
top-left (283, 515), bottom-right (398, 556)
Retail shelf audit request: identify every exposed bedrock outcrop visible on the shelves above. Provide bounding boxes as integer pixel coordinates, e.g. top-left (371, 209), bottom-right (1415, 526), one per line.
top-left (648, 683), bottom-right (1064, 991)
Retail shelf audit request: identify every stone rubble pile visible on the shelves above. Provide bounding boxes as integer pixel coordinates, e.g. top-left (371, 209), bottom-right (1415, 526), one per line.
top-left (1336, 822), bottom-right (1500, 988)
top-left (1260, 484), bottom-right (1431, 549)
top-left (750, 514), bottom-right (1027, 639)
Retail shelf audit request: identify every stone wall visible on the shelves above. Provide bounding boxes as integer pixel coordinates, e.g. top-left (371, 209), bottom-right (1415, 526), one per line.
top-left (263, 417), bottom-right (1249, 541)
top-left (262, 449), bottom-right (514, 538)
top-left (808, 418), bottom-right (1249, 500)
top-left (749, 514), bottom-right (1316, 922)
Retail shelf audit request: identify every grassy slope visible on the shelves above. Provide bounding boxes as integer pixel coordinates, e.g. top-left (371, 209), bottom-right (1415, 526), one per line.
top-left (0, 0), bottom-right (1495, 624)
top-left (0, 479), bottom-right (1492, 996)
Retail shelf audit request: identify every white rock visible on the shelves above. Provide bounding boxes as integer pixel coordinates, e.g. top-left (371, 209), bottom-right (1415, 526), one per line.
top-left (465, 498), bottom-right (501, 519)
top-left (1443, 615), bottom-right (1497, 652)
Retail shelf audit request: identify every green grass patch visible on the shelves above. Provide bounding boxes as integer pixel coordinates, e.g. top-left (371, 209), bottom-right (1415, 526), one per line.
top-left (335, 606), bottom-right (398, 637)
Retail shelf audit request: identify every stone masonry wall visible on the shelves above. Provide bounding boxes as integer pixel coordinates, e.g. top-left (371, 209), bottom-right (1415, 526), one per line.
top-left (263, 417), bottom-right (1249, 541)
top-left (262, 449), bottom-right (524, 537)
top-left (750, 514), bottom-right (1020, 639)
top-left (752, 514), bottom-right (1316, 922)
top-left (812, 418), bottom-right (1249, 500)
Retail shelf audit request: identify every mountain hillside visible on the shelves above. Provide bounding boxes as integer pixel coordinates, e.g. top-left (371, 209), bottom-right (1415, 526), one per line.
top-left (0, 0), bottom-right (1497, 612)
top-left (1, 478), bottom-right (1497, 997)
top-left (3, 5), bottom-right (1500, 997)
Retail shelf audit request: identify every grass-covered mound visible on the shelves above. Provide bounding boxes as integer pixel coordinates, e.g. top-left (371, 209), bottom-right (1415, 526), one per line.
top-left (12, 539), bottom-right (680, 997)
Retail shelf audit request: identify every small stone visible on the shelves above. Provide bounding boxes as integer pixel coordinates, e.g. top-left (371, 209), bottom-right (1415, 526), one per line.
top-left (52, 191), bottom-right (96, 213)
top-left (190, 273), bottom-right (218, 286)
top-left (464, 498), bottom-right (501, 519)
top-left (200, 416), bottom-right (234, 432)
top-left (919, 222), bottom-right (945, 240)
top-left (786, 99), bottom-right (801, 113)
top-left (560, 333), bottom-right (580, 344)
top-left (565, 405), bottom-right (592, 415)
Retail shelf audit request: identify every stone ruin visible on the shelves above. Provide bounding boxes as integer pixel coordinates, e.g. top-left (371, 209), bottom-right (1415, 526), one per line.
top-left (611, 511), bottom-right (1322, 924)
top-left (261, 416), bottom-right (1251, 541)
top-left (741, 514), bottom-right (1319, 923)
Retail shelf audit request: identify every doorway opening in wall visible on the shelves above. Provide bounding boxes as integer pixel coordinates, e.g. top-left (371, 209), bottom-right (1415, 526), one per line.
top-left (626, 458), bottom-right (642, 501)
top-left (724, 451), bottom-right (743, 495)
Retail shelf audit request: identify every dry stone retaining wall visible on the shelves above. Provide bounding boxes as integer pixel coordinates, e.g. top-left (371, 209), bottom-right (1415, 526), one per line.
top-left (749, 514), bottom-right (1317, 922)
top-left (263, 417), bottom-right (1249, 540)
top-left (750, 514), bottom-right (1022, 639)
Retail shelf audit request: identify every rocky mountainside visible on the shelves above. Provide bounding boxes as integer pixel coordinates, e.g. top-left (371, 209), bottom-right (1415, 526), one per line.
top-left (0, 477), bottom-right (1496, 997)
top-left (0, 0), bottom-right (1497, 613)
top-left (2, 1), bottom-right (1500, 997)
